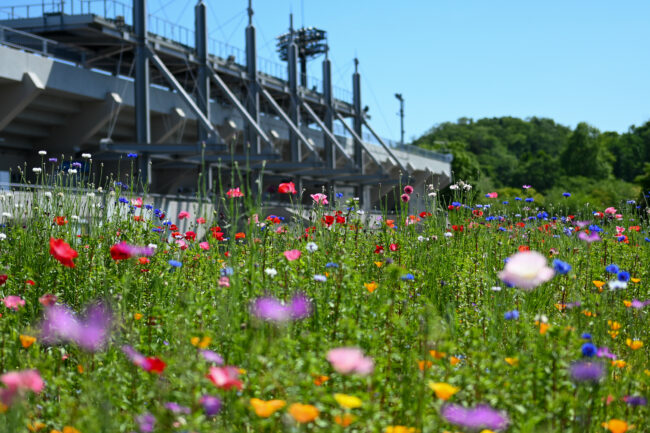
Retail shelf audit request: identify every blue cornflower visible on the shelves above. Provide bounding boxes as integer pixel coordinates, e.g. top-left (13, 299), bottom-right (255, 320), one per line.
top-left (152, 227), bottom-right (163, 233)
top-left (451, 201), bottom-right (461, 207)
top-left (401, 273), bottom-right (414, 281)
top-left (588, 224), bottom-right (603, 233)
top-left (605, 264), bottom-right (619, 274)
top-left (498, 227), bottom-right (506, 232)
top-left (581, 333), bottom-right (592, 340)
top-left (645, 237), bottom-right (650, 242)
top-left (563, 192), bottom-right (571, 197)
top-left (525, 197), bottom-right (534, 203)
top-left (118, 197), bottom-right (128, 204)
top-left (325, 262), bottom-right (339, 268)
top-left (538, 211), bottom-right (549, 219)
top-left (221, 267), bottom-right (234, 276)
top-left (71, 162), bottom-right (82, 168)
top-left (168, 260), bottom-right (182, 268)
top-left (485, 216), bottom-right (495, 221)
top-left (335, 192), bottom-right (343, 198)
top-left (502, 201), bottom-right (509, 205)
top-left (627, 200), bottom-right (636, 204)
top-left (127, 153), bottom-right (138, 158)
top-left (617, 236), bottom-right (627, 242)
top-left (553, 259), bottom-right (571, 275)
top-left (515, 197), bottom-right (522, 201)
top-left (581, 342), bottom-right (597, 357)
top-left (504, 310), bottom-right (519, 320)
top-left (48, 158), bottom-right (58, 163)
top-left (145, 204), bottom-right (153, 210)
top-left (617, 271), bottom-right (630, 282)
top-left (162, 221), bottom-right (172, 226)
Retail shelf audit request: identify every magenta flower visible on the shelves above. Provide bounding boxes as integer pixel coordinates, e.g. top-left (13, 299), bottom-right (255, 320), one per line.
top-left (441, 403), bottom-right (509, 431)
top-left (178, 211), bottom-right (190, 220)
top-left (403, 185), bottom-right (414, 194)
top-left (498, 251), bottom-right (554, 290)
top-left (310, 193), bottom-right (329, 205)
top-left (0, 369), bottom-right (44, 406)
top-left (110, 242), bottom-right (154, 260)
top-left (40, 303), bottom-right (112, 351)
top-left (3, 295), bottom-right (25, 311)
top-left (400, 193), bottom-right (410, 202)
top-left (165, 402), bottom-right (191, 414)
top-left (199, 241), bottom-right (210, 250)
top-left (578, 231), bottom-right (601, 243)
top-left (283, 249), bottom-right (301, 261)
top-left (136, 413), bottom-right (156, 433)
top-left (200, 394), bottom-right (222, 416)
top-left (485, 192), bottom-right (498, 198)
top-left (251, 294), bottom-right (312, 322)
top-left (596, 346), bottom-right (617, 360)
top-left (326, 347), bottom-right (374, 376)
top-left (200, 349), bottom-right (224, 364)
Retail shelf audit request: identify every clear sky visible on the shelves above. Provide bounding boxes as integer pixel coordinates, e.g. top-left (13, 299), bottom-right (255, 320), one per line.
top-left (7, 0), bottom-right (650, 142)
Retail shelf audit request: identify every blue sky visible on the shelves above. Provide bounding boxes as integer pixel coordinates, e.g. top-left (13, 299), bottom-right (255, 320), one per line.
top-left (7, 0), bottom-right (650, 142)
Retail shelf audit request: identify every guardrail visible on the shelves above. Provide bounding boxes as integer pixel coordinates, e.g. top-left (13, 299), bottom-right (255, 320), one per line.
top-left (0, 23), bottom-right (86, 62)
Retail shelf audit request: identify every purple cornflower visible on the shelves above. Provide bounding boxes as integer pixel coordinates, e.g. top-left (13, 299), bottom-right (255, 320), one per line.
top-left (164, 402), bottom-right (191, 414)
top-left (136, 413), bottom-right (156, 432)
top-left (570, 361), bottom-right (604, 382)
top-left (623, 395), bottom-right (647, 406)
top-left (40, 303), bottom-right (112, 351)
top-left (441, 404), bottom-right (509, 431)
top-left (200, 395), bottom-right (222, 416)
top-left (251, 293), bottom-right (311, 322)
top-left (200, 349), bottom-right (224, 364)
top-left (596, 346), bottom-right (617, 360)
top-left (48, 158), bottom-right (57, 163)
top-left (578, 231), bottom-right (601, 243)
top-left (630, 299), bottom-right (649, 309)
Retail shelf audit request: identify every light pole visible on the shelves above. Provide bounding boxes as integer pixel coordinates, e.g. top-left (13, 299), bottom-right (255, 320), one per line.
top-left (395, 93), bottom-right (404, 146)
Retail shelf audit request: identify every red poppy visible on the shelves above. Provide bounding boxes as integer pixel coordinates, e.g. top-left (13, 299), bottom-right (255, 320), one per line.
top-left (25, 279), bottom-right (35, 286)
top-left (629, 226), bottom-right (640, 232)
top-left (110, 243), bottom-right (130, 260)
top-left (419, 211), bottom-right (432, 218)
top-left (196, 217), bottom-right (206, 224)
top-left (138, 257), bottom-right (150, 265)
top-left (278, 182), bottom-right (297, 194)
top-left (133, 215), bottom-right (143, 222)
top-left (516, 222), bottom-right (525, 228)
top-left (452, 225), bottom-right (463, 232)
top-left (472, 210), bottom-right (483, 217)
top-left (374, 245), bottom-right (384, 254)
top-left (235, 232), bottom-right (246, 240)
top-left (185, 231), bottom-right (197, 241)
top-left (54, 216), bottom-right (68, 226)
top-left (389, 243), bottom-right (399, 251)
top-left (322, 215), bottom-right (335, 227)
top-left (336, 216), bottom-right (346, 224)
top-left (0, 275), bottom-right (6, 286)
top-left (169, 224), bottom-right (178, 232)
top-left (518, 245), bottom-right (530, 252)
top-left (144, 357), bottom-right (166, 374)
top-left (49, 238), bottom-right (78, 268)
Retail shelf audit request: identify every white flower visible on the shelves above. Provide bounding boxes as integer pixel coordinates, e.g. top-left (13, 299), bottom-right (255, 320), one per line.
top-left (38, 150), bottom-right (47, 155)
top-left (306, 242), bottom-right (318, 252)
top-left (490, 286), bottom-right (502, 292)
top-left (32, 167), bottom-right (42, 174)
top-left (356, 210), bottom-right (365, 215)
top-left (534, 314), bottom-right (548, 323)
top-left (147, 243), bottom-right (157, 250)
top-left (608, 280), bottom-right (627, 290)
top-left (87, 192), bottom-right (95, 198)
top-left (463, 184), bottom-right (472, 190)
top-left (57, 192), bottom-right (64, 197)
top-left (44, 192), bottom-right (52, 199)
top-left (449, 184), bottom-right (459, 190)
top-left (70, 215), bottom-right (79, 221)
top-left (67, 169), bottom-right (77, 174)
top-left (0, 233), bottom-right (6, 240)
top-left (313, 274), bottom-right (327, 282)
top-left (81, 153), bottom-right (92, 159)
top-left (2, 212), bottom-right (11, 218)
top-left (444, 232), bottom-right (453, 238)
top-left (417, 236), bottom-right (425, 242)
top-left (497, 251), bottom-right (555, 291)
top-left (97, 187), bottom-right (103, 193)
top-left (428, 192), bottom-right (437, 197)
top-left (265, 268), bottom-right (277, 277)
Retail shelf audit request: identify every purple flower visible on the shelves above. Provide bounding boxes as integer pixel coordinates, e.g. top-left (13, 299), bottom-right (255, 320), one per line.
top-left (578, 231), bottom-right (601, 243)
top-left (570, 361), bottom-right (604, 382)
top-left (441, 404), bottom-right (509, 431)
top-left (136, 413), bottom-right (156, 433)
top-left (200, 349), bottom-right (224, 364)
top-left (623, 395), bottom-right (647, 406)
top-left (596, 346), bottom-right (617, 360)
top-left (40, 303), bottom-right (112, 351)
top-left (200, 394), bottom-right (222, 416)
top-left (251, 293), bottom-right (312, 322)
top-left (630, 299), bottom-right (649, 309)
top-left (164, 402), bottom-right (191, 414)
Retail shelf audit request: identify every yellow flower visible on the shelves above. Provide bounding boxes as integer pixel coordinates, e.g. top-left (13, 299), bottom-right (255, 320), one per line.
top-left (428, 382), bottom-right (459, 400)
top-left (611, 360), bottom-right (627, 369)
top-left (27, 422), bottom-right (46, 432)
top-left (133, 313), bottom-right (143, 320)
top-left (385, 427), bottom-right (418, 433)
top-left (20, 335), bottom-right (36, 348)
top-left (623, 300), bottom-right (632, 308)
top-left (480, 430), bottom-right (496, 433)
top-left (334, 393), bottom-right (362, 409)
top-left (63, 427), bottom-right (81, 433)
top-left (630, 277), bottom-right (640, 283)
top-left (602, 419), bottom-right (629, 433)
top-left (609, 331), bottom-right (619, 339)
top-left (190, 336), bottom-right (212, 349)
top-left (429, 350), bottom-right (446, 359)
top-left (288, 403), bottom-right (319, 423)
top-left (450, 356), bottom-right (461, 366)
top-left (364, 282), bottom-right (378, 293)
top-left (334, 414), bottom-right (356, 427)
top-left (250, 398), bottom-right (286, 417)
top-left (505, 357), bottom-right (519, 366)
top-left (374, 261), bottom-right (383, 268)
top-left (626, 339), bottom-right (643, 350)
top-left (593, 280), bottom-right (605, 288)
top-left (608, 321), bottom-right (622, 330)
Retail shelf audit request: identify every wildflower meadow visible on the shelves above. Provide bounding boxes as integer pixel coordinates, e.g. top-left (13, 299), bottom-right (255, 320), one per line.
top-left (0, 156), bottom-right (648, 433)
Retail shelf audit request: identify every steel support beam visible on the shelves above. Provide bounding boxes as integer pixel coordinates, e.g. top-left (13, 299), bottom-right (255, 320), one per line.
top-left (322, 56), bottom-right (335, 169)
top-left (40, 92), bottom-right (122, 151)
top-left (245, 1), bottom-right (261, 154)
top-left (287, 27), bottom-right (301, 163)
top-left (362, 119), bottom-right (408, 176)
top-left (151, 108), bottom-right (186, 144)
top-left (134, 0), bottom-right (151, 183)
top-left (301, 101), bottom-right (355, 167)
top-left (208, 66), bottom-right (273, 148)
top-left (146, 46), bottom-right (221, 144)
top-left (195, 1), bottom-right (210, 143)
top-left (0, 72), bottom-right (45, 132)
top-left (352, 58), bottom-right (363, 170)
top-left (334, 110), bottom-right (382, 169)
top-left (259, 87), bottom-right (321, 160)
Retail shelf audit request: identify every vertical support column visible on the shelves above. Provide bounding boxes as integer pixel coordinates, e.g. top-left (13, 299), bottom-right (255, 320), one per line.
top-left (195, 0), bottom-right (210, 144)
top-left (352, 58), bottom-right (368, 206)
top-left (134, 0), bottom-right (151, 185)
top-left (322, 51), bottom-right (335, 170)
top-left (245, 0), bottom-right (261, 154)
top-left (287, 14), bottom-right (302, 195)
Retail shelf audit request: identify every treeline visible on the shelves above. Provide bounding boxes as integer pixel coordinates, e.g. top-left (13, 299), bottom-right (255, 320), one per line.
top-left (413, 116), bottom-right (650, 208)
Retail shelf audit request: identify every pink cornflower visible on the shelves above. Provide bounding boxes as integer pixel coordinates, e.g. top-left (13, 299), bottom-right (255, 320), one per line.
top-left (326, 347), bottom-right (374, 376)
top-left (604, 207), bottom-right (617, 215)
top-left (226, 187), bottom-right (244, 198)
top-left (199, 242), bottom-right (210, 250)
top-left (403, 185), bottom-right (414, 194)
top-left (498, 251), bottom-right (555, 290)
top-left (196, 217), bottom-right (206, 224)
top-left (400, 193), bottom-right (410, 203)
top-left (284, 249), bottom-right (301, 261)
top-left (3, 295), bottom-right (25, 311)
top-left (310, 193), bottom-right (329, 205)
top-left (218, 276), bottom-right (230, 287)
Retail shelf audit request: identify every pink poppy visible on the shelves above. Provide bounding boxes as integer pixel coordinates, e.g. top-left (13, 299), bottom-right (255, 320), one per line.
top-left (226, 187), bottom-right (244, 198)
top-left (284, 249), bottom-right (301, 261)
top-left (327, 347), bottom-right (374, 376)
top-left (403, 185), bottom-right (414, 194)
top-left (310, 193), bottom-right (328, 205)
top-left (278, 182), bottom-right (297, 194)
top-left (498, 251), bottom-right (555, 290)
top-left (131, 197), bottom-right (143, 208)
top-left (3, 295), bottom-right (25, 311)
top-left (199, 242), bottom-right (210, 251)
top-left (0, 369), bottom-right (44, 405)
top-left (486, 192), bottom-right (498, 198)
top-left (206, 366), bottom-right (242, 390)
top-left (196, 217), bottom-right (206, 224)
top-left (218, 276), bottom-right (230, 287)
top-left (604, 207), bottom-right (617, 215)
top-left (178, 211), bottom-right (190, 220)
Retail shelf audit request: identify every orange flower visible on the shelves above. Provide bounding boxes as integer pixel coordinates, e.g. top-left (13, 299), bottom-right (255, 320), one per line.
top-left (20, 335), bottom-right (36, 348)
top-left (602, 419), bottom-right (629, 433)
top-left (611, 360), bottom-right (627, 369)
top-left (429, 350), bottom-right (446, 359)
top-left (626, 339), bottom-right (643, 350)
top-left (250, 398), bottom-right (286, 417)
top-left (191, 336), bottom-right (212, 349)
top-left (364, 282), bottom-right (378, 293)
top-left (312, 374), bottom-right (329, 386)
top-left (374, 261), bottom-right (383, 268)
top-left (288, 403), bottom-right (319, 423)
top-left (593, 280), bottom-right (605, 288)
top-left (630, 277), bottom-right (640, 283)
top-left (27, 422), bottom-right (46, 431)
top-left (608, 321), bottom-right (622, 330)
top-left (234, 232), bottom-right (246, 240)
top-left (505, 357), bottom-right (519, 366)
top-left (623, 300), bottom-right (632, 308)
top-left (450, 356), bottom-right (461, 366)
top-left (133, 313), bottom-right (143, 320)
top-left (417, 360), bottom-right (432, 371)
top-left (334, 414), bottom-right (356, 427)
top-left (428, 382), bottom-right (459, 400)
top-left (54, 216), bottom-right (68, 226)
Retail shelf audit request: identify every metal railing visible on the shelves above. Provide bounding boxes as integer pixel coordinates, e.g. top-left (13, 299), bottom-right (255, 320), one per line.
top-left (0, 23), bottom-right (86, 62)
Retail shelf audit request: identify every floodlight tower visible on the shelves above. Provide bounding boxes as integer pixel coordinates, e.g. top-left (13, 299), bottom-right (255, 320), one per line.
top-left (277, 23), bottom-right (327, 88)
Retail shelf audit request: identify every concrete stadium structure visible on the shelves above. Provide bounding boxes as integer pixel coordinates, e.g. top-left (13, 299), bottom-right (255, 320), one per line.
top-left (0, 0), bottom-right (452, 210)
